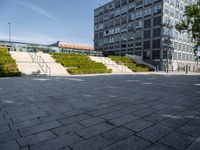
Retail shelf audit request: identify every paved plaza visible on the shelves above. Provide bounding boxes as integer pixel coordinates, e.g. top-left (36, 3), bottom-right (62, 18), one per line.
top-left (0, 74), bottom-right (200, 150)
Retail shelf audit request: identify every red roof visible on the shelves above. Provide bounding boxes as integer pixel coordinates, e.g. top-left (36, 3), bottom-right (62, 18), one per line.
top-left (58, 41), bottom-right (94, 51)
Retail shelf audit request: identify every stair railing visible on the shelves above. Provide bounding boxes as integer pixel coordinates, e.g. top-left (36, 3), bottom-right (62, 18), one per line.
top-left (29, 52), bottom-right (51, 76)
top-left (99, 57), bottom-right (127, 73)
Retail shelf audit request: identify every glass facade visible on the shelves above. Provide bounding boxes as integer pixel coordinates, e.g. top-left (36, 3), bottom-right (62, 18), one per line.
top-left (94, 0), bottom-right (197, 70)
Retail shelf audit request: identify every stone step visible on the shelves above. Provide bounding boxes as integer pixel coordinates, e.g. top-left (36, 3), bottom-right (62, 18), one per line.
top-left (90, 56), bottom-right (132, 73)
top-left (10, 52), bottom-right (69, 76)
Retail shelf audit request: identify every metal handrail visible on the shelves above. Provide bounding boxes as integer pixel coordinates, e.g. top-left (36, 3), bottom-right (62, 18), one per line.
top-left (99, 57), bottom-right (127, 73)
top-left (29, 52), bottom-right (51, 76)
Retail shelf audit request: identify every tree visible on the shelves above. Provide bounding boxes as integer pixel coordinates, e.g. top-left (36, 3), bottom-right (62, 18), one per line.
top-left (175, 0), bottom-right (200, 54)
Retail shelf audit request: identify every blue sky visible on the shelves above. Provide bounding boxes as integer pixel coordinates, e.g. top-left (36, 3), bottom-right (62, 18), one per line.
top-left (0, 0), bottom-right (111, 46)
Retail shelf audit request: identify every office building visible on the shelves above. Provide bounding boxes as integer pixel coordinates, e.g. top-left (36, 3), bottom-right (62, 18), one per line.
top-left (94, 0), bottom-right (198, 71)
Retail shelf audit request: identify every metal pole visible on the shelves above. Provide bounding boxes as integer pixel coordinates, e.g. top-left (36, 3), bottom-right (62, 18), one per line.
top-left (8, 22), bottom-right (11, 43)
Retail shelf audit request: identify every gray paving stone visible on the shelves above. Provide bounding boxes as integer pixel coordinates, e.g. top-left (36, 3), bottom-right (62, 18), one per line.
top-left (5, 110), bottom-right (32, 119)
top-left (145, 143), bottom-right (175, 150)
top-left (60, 147), bottom-right (71, 150)
top-left (58, 114), bottom-right (91, 125)
top-left (175, 122), bottom-right (200, 138)
top-left (124, 119), bottom-right (153, 132)
top-left (159, 117), bottom-right (189, 129)
top-left (12, 113), bottom-right (47, 123)
top-left (88, 108), bottom-right (114, 116)
top-left (103, 135), bottom-right (151, 150)
top-left (0, 131), bottom-right (20, 143)
top-left (88, 135), bottom-right (111, 149)
top-left (131, 108), bottom-right (154, 118)
top-left (1, 74), bottom-right (200, 150)
top-left (76, 122), bottom-right (115, 139)
top-left (71, 140), bottom-right (99, 150)
top-left (17, 131), bottom-right (56, 147)
top-left (9, 119), bottom-right (41, 130)
top-left (160, 131), bottom-right (195, 150)
top-left (79, 117), bottom-right (105, 127)
top-left (0, 118), bottom-right (12, 126)
top-left (186, 137), bottom-right (200, 150)
top-left (52, 122), bottom-right (84, 136)
top-left (142, 113), bottom-right (168, 123)
top-left (21, 147), bottom-right (29, 150)
top-left (19, 121), bottom-right (61, 137)
top-left (30, 133), bottom-right (83, 150)
top-left (108, 114), bottom-right (138, 126)
top-left (63, 109), bottom-right (84, 117)
top-left (0, 125), bottom-right (10, 134)
top-left (101, 127), bottom-right (133, 143)
top-left (39, 113), bottom-right (66, 123)
top-left (137, 124), bottom-right (172, 142)
top-left (100, 111), bottom-right (122, 120)
top-left (0, 140), bottom-right (19, 150)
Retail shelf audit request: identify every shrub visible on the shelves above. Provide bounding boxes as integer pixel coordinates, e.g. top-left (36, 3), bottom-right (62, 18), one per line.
top-left (51, 53), bottom-right (112, 75)
top-left (0, 48), bottom-right (21, 77)
top-left (109, 56), bottom-right (152, 72)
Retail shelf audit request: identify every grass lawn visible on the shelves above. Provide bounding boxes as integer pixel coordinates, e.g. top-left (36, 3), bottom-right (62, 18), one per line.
top-left (109, 56), bottom-right (153, 72)
top-left (51, 53), bottom-right (112, 75)
top-left (0, 48), bottom-right (21, 77)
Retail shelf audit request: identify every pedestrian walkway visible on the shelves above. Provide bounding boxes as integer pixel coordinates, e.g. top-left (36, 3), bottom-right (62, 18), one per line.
top-left (0, 75), bottom-right (199, 150)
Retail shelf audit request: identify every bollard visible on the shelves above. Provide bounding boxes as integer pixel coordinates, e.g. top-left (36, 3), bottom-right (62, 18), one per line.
top-left (186, 64), bottom-right (188, 74)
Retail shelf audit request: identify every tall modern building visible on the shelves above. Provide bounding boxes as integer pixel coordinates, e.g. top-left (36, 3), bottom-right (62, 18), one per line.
top-left (94, 0), bottom-right (198, 71)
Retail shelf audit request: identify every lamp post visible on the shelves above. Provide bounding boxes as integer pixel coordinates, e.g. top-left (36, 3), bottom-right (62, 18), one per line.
top-left (8, 22), bottom-right (11, 43)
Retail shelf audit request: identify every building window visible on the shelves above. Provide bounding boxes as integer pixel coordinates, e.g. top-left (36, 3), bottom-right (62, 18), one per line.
top-left (153, 4), bottom-right (162, 14)
top-left (121, 16), bottom-right (127, 24)
top-left (173, 52), bottom-right (177, 60)
top-left (144, 30), bottom-right (151, 39)
top-left (135, 21), bottom-right (143, 29)
top-left (122, 0), bottom-right (127, 6)
top-left (144, 19), bottom-right (151, 28)
top-left (174, 42), bottom-right (178, 50)
top-left (153, 39), bottom-right (161, 48)
top-left (135, 0), bottom-right (143, 9)
top-left (144, 0), bottom-right (152, 5)
top-left (143, 51), bottom-right (151, 59)
top-left (144, 7), bottom-right (152, 16)
top-left (129, 13), bottom-right (135, 22)
top-left (135, 42), bottom-right (142, 50)
top-left (135, 10), bottom-right (143, 19)
top-left (153, 16), bottom-right (161, 26)
top-left (143, 41), bottom-right (151, 49)
top-left (135, 32), bottom-right (143, 40)
top-left (115, 1), bottom-right (121, 8)
top-left (152, 50), bottom-right (160, 59)
top-left (153, 28), bottom-right (161, 37)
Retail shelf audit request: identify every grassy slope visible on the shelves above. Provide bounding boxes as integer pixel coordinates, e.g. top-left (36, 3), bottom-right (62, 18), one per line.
top-left (51, 53), bottom-right (112, 75)
top-left (109, 56), bottom-right (153, 72)
top-left (0, 48), bottom-right (21, 77)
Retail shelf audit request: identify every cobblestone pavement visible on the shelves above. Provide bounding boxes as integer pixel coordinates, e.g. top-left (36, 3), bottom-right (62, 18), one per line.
top-left (0, 74), bottom-right (200, 150)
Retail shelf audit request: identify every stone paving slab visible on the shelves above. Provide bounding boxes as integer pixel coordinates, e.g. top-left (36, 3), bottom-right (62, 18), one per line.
top-left (0, 75), bottom-right (200, 150)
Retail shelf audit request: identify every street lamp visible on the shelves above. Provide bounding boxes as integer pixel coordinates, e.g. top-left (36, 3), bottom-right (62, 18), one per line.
top-left (8, 22), bottom-right (11, 43)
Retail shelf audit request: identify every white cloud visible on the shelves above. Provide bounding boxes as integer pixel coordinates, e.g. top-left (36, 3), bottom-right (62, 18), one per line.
top-left (18, 1), bottom-right (56, 21)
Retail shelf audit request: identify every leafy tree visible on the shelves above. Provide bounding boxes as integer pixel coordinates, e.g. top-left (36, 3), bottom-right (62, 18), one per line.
top-left (175, 0), bottom-right (200, 54)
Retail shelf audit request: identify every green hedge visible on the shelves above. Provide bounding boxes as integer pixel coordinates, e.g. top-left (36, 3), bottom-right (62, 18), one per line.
top-left (51, 53), bottom-right (112, 75)
top-left (109, 56), bottom-right (153, 72)
top-left (0, 48), bottom-right (21, 77)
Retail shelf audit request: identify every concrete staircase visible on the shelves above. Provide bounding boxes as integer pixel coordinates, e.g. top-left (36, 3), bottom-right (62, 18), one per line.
top-left (90, 56), bottom-right (132, 74)
top-left (10, 52), bottom-right (69, 76)
top-left (10, 52), bottom-right (44, 76)
top-left (36, 52), bottom-right (69, 76)
top-left (126, 54), bottom-right (156, 70)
